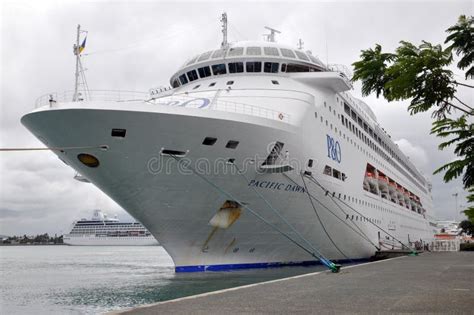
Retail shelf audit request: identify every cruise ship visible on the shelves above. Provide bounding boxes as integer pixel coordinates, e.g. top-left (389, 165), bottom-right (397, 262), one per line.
top-left (22, 16), bottom-right (436, 272)
top-left (63, 210), bottom-right (158, 246)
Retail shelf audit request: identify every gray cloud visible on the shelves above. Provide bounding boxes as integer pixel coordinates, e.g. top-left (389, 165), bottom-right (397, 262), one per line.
top-left (1, 0), bottom-right (471, 235)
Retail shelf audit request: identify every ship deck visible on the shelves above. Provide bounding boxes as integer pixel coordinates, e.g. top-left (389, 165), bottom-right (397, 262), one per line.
top-left (115, 251), bottom-right (473, 314)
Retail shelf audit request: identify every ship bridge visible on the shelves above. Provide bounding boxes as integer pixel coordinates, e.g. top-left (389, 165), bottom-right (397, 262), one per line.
top-left (169, 41), bottom-right (348, 89)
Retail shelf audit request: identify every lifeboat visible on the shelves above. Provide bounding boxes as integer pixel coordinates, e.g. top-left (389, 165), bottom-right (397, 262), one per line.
top-left (404, 190), bottom-right (411, 209)
top-left (388, 181), bottom-right (398, 203)
top-left (396, 185), bottom-right (405, 206)
top-left (364, 172), bottom-right (379, 194)
top-left (378, 175), bottom-right (389, 199)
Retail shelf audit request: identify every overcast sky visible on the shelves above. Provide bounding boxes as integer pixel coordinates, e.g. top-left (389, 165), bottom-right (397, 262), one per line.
top-left (0, 0), bottom-right (472, 236)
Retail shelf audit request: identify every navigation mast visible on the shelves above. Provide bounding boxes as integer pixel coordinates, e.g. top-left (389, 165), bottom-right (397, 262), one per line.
top-left (220, 12), bottom-right (228, 49)
top-left (72, 25), bottom-right (88, 102)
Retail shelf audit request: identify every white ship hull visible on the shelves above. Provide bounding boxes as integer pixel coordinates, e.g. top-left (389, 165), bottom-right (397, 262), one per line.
top-left (22, 40), bottom-right (436, 272)
top-left (22, 96), bottom-right (433, 271)
top-left (63, 235), bottom-right (159, 246)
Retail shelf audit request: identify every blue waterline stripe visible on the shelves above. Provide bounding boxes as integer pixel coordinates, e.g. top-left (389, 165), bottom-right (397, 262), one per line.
top-left (175, 258), bottom-right (369, 272)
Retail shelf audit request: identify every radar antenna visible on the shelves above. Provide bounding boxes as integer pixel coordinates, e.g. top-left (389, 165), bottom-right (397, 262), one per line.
top-left (263, 26), bottom-right (281, 42)
top-left (297, 38), bottom-right (304, 50)
top-left (220, 12), bottom-right (228, 49)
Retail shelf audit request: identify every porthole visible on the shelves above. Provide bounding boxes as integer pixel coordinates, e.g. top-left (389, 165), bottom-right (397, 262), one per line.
top-left (77, 153), bottom-right (99, 168)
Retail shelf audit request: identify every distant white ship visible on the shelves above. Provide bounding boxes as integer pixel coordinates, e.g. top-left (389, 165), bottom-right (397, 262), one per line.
top-left (63, 210), bottom-right (159, 246)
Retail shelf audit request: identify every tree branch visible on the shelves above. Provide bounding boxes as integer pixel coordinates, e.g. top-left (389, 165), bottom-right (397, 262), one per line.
top-left (444, 101), bottom-right (474, 115)
top-left (453, 80), bottom-right (474, 88)
top-left (453, 96), bottom-right (474, 110)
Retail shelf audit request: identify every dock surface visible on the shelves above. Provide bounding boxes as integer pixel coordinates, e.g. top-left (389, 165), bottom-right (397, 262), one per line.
top-left (118, 252), bottom-right (473, 314)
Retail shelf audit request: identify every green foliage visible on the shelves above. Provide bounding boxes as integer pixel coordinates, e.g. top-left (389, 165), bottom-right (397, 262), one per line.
top-left (445, 15), bottom-right (474, 79)
top-left (352, 15), bottom-right (474, 219)
top-left (460, 242), bottom-right (474, 251)
top-left (352, 44), bottom-right (395, 98)
top-left (352, 41), bottom-right (459, 118)
top-left (459, 220), bottom-right (473, 235)
top-left (431, 116), bottom-right (474, 188)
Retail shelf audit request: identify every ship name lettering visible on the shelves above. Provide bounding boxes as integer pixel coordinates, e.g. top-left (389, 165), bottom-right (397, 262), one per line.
top-left (248, 180), bottom-right (304, 193)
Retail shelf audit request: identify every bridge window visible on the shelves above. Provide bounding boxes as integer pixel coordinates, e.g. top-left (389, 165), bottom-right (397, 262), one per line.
top-left (246, 47), bottom-right (262, 55)
top-left (186, 70), bottom-right (199, 81)
top-left (263, 47), bottom-right (279, 56)
top-left (264, 62), bottom-right (279, 73)
top-left (286, 64), bottom-right (310, 72)
top-left (197, 51), bottom-right (212, 62)
top-left (228, 62), bottom-right (244, 73)
top-left (186, 56), bottom-right (198, 66)
top-left (280, 48), bottom-right (296, 58)
top-left (308, 54), bottom-right (321, 65)
top-left (172, 79), bottom-right (180, 88)
top-left (211, 64), bottom-right (227, 75)
top-left (179, 74), bottom-right (188, 85)
top-left (198, 66), bottom-right (211, 78)
top-left (227, 47), bottom-right (244, 56)
top-left (281, 64), bottom-right (287, 72)
top-left (246, 62), bottom-right (262, 72)
top-left (211, 49), bottom-right (225, 59)
top-left (295, 50), bottom-right (310, 61)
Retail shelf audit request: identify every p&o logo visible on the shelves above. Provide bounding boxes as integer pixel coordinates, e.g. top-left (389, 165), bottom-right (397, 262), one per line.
top-left (326, 134), bottom-right (342, 163)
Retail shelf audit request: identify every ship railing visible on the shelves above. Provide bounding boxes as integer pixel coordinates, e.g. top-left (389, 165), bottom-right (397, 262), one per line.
top-left (37, 90), bottom-right (291, 123)
top-left (151, 94), bottom-right (291, 123)
top-left (35, 90), bottom-right (149, 108)
top-left (211, 99), bottom-right (290, 123)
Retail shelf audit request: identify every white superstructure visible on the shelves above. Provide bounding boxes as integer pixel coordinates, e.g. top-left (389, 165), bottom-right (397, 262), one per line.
top-left (63, 210), bottom-right (158, 246)
top-left (22, 19), bottom-right (436, 271)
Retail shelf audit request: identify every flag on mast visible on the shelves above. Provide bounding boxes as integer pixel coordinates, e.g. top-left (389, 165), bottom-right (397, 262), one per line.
top-left (78, 36), bottom-right (87, 54)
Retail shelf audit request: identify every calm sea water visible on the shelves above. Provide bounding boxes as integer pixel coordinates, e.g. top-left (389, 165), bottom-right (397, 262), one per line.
top-left (0, 246), bottom-right (328, 314)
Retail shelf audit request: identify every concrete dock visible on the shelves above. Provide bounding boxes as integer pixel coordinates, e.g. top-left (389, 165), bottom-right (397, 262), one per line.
top-left (118, 252), bottom-right (473, 314)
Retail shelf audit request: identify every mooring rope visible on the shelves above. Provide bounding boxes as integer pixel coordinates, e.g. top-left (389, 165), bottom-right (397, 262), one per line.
top-left (299, 172), bottom-right (351, 260)
top-left (170, 155), bottom-right (340, 273)
top-left (281, 173), bottom-right (379, 250)
top-left (0, 145), bottom-right (108, 152)
top-left (231, 163), bottom-right (342, 265)
top-left (306, 174), bottom-right (417, 255)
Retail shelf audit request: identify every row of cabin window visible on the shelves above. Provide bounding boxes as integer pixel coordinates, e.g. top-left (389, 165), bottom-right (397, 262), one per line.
top-left (173, 62), bottom-right (321, 87)
top-left (340, 112), bottom-right (424, 193)
top-left (342, 102), bottom-right (426, 192)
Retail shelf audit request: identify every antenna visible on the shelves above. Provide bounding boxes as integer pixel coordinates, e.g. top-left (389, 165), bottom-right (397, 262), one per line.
top-left (220, 12), bottom-right (228, 49)
top-left (264, 26), bottom-right (281, 42)
top-left (297, 38), bottom-right (304, 50)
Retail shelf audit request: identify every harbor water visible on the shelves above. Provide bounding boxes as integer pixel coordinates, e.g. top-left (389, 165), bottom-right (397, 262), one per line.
top-left (0, 246), bottom-right (328, 314)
